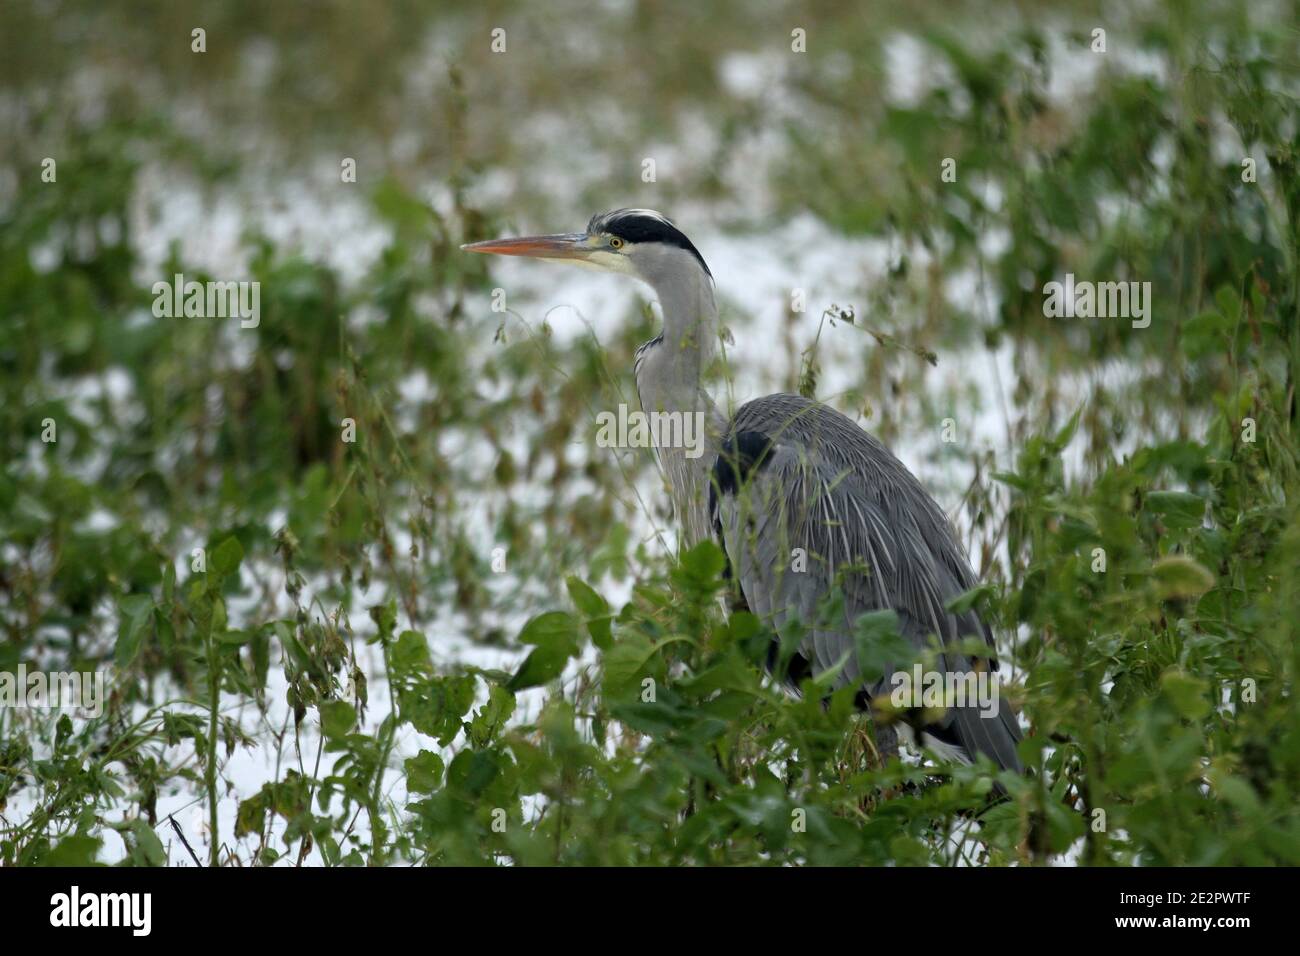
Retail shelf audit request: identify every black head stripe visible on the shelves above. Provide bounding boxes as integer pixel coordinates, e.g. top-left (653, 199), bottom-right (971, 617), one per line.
top-left (588, 208), bottom-right (712, 277)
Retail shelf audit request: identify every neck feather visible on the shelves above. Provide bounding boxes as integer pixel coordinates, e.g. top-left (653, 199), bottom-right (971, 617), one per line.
top-left (633, 258), bottom-right (724, 549)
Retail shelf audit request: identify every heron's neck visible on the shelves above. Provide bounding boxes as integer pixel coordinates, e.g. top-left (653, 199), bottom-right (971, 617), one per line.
top-left (637, 258), bottom-right (719, 402)
top-left (634, 264), bottom-right (725, 549)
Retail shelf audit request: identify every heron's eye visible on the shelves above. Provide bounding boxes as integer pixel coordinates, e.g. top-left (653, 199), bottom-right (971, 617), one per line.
top-left (609, 236), bottom-right (624, 249)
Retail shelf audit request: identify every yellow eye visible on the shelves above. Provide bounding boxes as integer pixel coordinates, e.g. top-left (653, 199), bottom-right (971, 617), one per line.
top-left (609, 236), bottom-right (624, 249)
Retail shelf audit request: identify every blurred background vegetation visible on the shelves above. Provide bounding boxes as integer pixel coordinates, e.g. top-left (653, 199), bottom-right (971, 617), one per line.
top-left (1, 0), bottom-right (1297, 865)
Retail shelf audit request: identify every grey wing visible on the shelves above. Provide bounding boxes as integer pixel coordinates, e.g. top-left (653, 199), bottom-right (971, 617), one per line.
top-left (709, 393), bottom-right (1023, 773)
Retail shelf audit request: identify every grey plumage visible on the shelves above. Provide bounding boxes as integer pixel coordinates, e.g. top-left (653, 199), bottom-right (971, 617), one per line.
top-left (709, 394), bottom-right (1024, 773)
top-left (463, 207), bottom-right (1024, 776)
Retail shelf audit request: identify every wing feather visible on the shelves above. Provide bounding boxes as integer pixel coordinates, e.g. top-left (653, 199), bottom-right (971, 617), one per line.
top-left (713, 393), bottom-right (1023, 773)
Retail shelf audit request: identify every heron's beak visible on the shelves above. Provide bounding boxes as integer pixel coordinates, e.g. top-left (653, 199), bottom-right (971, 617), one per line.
top-left (460, 232), bottom-right (592, 261)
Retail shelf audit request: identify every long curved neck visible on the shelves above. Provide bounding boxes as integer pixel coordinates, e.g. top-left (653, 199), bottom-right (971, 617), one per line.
top-left (633, 257), bottom-right (725, 549)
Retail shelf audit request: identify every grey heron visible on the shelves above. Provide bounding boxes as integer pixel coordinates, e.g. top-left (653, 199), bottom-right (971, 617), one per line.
top-left (463, 208), bottom-right (1024, 777)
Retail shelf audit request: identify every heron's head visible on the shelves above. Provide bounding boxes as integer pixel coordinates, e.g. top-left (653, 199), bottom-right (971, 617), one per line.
top-left (461, 208), bottom-right (712, 289)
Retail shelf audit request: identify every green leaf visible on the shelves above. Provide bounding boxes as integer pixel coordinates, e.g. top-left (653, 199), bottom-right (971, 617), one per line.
top-left (566, 576), bottom-right (614, 650)
top-left (945, 583), bottom-right (994, 616)
top-left (319, 700), bottom-right (357, 739)
top-left (446, 749), bottom-right (500, 798)
top-left (602, 633), bottom-right (689, 698)
top-left (1145, 491), bottom-right (1205, 529)
top-left (681, 650), bottom-right (758, 698)
top-left (400, 675), bottom-right (476, 744)
top-left (992, 471), bottom-right (1032, 491)
top-left (40, 834), bottom-right (103, 867)
top-left (235, 792), bottom-right (267, 839)
top-left (1151, 556), bottom-right (1215, 600)
top-left (277, 621), bottom-right (311, 671)
top-left (677, 540), bottom-right (727, 586)
top-left (602, 632), bottom-right (657, 697)
top-left (115, 594), bottom-right (154, 669)
top-left (55, 714), bottom-right (74, 749)
top-left (507, 647), bottom-right (569, 692)
top-left (565, 575), bottom-right (607, 618)
top-left (1160, 669), bottom-right (1211, 720)
top-left (1213, 775), bottom-right (1262, 816)
top-left (153, 606), bottom-right (175, 654)
top-left (506, 611), bottom-right (581, 691)
top-left (1049, 406), bottom-right (1083, 453)
top-left (210, 535), bottom-right (245, 577)
top-left (405, 750), bottom-right (445, 794)
top-left (852, 610), bottom-right (914, 684)
top-left (369, 601), bottom-right (398, 641)
top-left (468, 685), bottom-right (516, 747)
top-left (1182, 310), bottom-right (1229, 359)
top-left (129, 819), bottom-right (166, 866)
top-left (517, 611), bottom-right (580, 652)
top-left (390, 630), bottom-right (433, 681)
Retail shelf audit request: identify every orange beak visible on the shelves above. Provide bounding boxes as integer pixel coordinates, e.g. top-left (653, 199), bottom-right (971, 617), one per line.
top-left (460, 233), bottom-right (591, 260)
